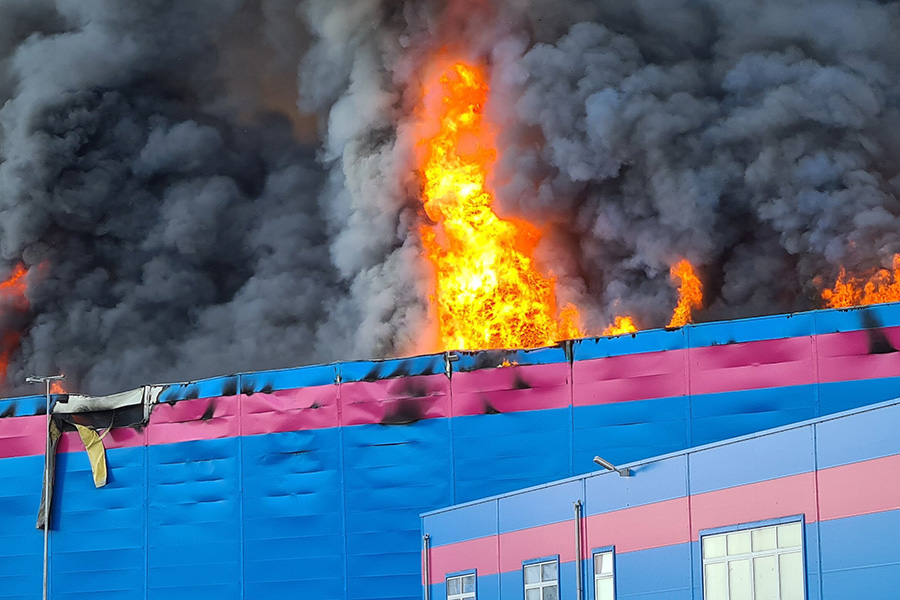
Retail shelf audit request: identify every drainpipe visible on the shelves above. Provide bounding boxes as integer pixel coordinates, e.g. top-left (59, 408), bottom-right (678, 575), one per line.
top-left (574, 500), bottom-right (584, 600)
top-left (422, 533), bottom-right (431, 600)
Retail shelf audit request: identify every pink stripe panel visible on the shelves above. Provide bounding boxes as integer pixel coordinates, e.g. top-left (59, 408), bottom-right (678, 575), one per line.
top-left (690, 472), bottom-right (818, 539)
top-left (816, 328), bottom-right (900, 384)
top-left (429, 535), bottom-right (499, 584)
top-left (146, 396), bottom-right (240, 445)
top-left (241, 385), bottom-right (338, 436)
top-left (499, 521), bottom-right (574, 573)
top-left (572, 350), bottom-right (686, 406)
top-left (585, 497), bottom-right (690, 553)
top-left (58, 426), bottom-right (146, 454)
top-left (340, 374), bottom-right (450, 426)
top-left (818, 453), bottom-right (900, 521)
top-left (690, 337), bottom-right (816, 396)
top-left (452, 363), bottom-right (570, 417)
top-left (0, 415), bottom-right (46, 459)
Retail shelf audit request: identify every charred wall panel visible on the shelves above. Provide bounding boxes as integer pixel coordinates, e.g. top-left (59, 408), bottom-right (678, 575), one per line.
top-left (340, 357), bottom-right (452, 600)
top-left (450, 346), bottom-right (572, 502)
top-left (239, 365), bottom-right (343, 599)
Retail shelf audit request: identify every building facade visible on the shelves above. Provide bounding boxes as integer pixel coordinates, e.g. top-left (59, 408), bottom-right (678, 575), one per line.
top-left (2, 304), bottom-right (900, 599)
top-left (422, 399), bottom-right (900, 600)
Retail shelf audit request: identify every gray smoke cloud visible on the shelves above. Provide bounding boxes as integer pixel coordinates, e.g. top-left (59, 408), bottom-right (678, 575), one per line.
top-left (1, 0), bottom-right (899, 394)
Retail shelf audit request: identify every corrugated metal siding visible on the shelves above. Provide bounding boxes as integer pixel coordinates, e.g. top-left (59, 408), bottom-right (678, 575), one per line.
top-left (3, 304), bottom-right (900, 599)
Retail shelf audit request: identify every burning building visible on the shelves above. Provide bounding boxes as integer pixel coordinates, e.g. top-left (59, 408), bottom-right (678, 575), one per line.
top-left (3, 303), bottom-right (900, 599)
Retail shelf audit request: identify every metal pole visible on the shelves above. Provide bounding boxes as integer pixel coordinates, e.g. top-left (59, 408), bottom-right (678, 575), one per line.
top-left (422, 534), bottom-right (431, 600)
top-left (42, 378), bottom-right (49, 600)
top-left (574, 500), bottom-right (584, 600)
top-left (26, 374), bottom-right (64, 600)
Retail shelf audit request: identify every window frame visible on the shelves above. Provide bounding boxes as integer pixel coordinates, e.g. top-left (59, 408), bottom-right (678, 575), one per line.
top-left (522, 555), bottom-right (560, 600)
top-left (700, 515), bottom-right (807, 600)
top-left (445, 569), bottom-right (477, 600)
top-left (591, 546), bottom-right (616, 600)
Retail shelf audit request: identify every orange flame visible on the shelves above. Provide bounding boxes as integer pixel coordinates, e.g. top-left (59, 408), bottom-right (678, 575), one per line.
top-left (667, 259), bottom-right (703, 328)
top-left (50, 380), bottom-right (66, 394)
top-left (418, 61), bottom-right (582, 350)
top-left (602, 316), bottom-right (638, 336)
top-left (822, 254), bottom-right (900, 308)
top-left (0, 263), bottom-right (29, 383)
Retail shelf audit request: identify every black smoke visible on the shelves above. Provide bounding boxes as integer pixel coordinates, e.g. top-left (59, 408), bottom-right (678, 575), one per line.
top-left (1, 0), bottom-right (899, 394)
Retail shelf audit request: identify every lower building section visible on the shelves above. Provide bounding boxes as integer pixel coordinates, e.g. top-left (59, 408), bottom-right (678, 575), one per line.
top-left (422, 399), bottom-right (900, 600)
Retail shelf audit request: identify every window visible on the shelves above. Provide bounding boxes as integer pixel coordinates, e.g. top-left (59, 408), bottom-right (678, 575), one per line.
top-left (446, 572), bottom-right (476, 600)
top-left (524, 559), bottom-right (558, 600)
top-left (702, 520), bottom-right (805, 600)
top-left (593, 550), bottom-right (615, 600)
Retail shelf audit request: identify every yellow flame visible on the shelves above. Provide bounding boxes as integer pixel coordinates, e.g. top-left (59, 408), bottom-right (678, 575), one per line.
top-left (602, 316), bottom-right (638, 336)
top-left (417, 61), bottom-right (582, 350)
top-left (822, 254), bottom-right (900, 308)
top-left (667, 259), bottom-right (703, 328)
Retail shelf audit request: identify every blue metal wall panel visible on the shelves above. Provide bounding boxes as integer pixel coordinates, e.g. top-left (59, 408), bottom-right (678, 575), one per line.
top-left (0, 395), bottom-right (45, 419)
top-left (690, 385), bottom-right (818, 446)
top-left (452, 345), bottom-right (568, 372)
top-left (816, 402), bottom-right (900, 469)
top-left (573, 328), bottom-right (686, 361)
top-left (147, 438), bottom-right (242, 600)
top-left (689, 427), bottom-right (815, 494)
top-left (51, 446), bottom-right (146, 600)
top-left (158, 375), bottom-right (240, 404)
top-left (342, 419), bottom-right (451, 600)
top-left (616, 544), bottom-right (693, 600)
top-left (240, 363), bottom-right (337, 392)
top-left (241, 427), bottom-right (345, 599)
top-left (340, 355), bottom-right (446, 383)
top-left (813, 303), bottom-right (900, 334)
top-left (573, 397), bottom-right (689, 471)
top-left (688, 312), bottom-right (815, 346)
top-left (0, 455), bottom-right (43, 600)
top-left (498, 480), bottom-right (582, 533)
top-left (425, 499), bottom-right (497, 546)
top-left (818, 510), bottom-right (900, 600)
top-left (585, 455), bottom-right (688, 515)
top-left (452, 409), bottom-right (571, 503)
top-left (817, 376), bottom-right (900, 416)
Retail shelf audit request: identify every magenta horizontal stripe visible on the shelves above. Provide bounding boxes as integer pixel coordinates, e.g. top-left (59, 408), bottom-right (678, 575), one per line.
top-left (816, 328), bottom-right (900, 384)
top-left (689, 337), bottom-right (816, 395)
top-left (0, 415), bottom-right (46, 459)
top-left (427, 453), bottom-right (900, 580)
top-left (818, 453), bottom-right (900, 521)
top-left (241, 385), bottom-right (339, 436)
top-left (572, 350), bottom-right (686, 406)
top-left (498, 520), bottom-right (574, 573)
top-left (429, 535), bottom-right (498, 584)
top-left (452, 363), bottom-right (571, 417)
top-left (341, 374), bottom-right (450, 426)
top-left (146, 396), bottom-right (240, 445)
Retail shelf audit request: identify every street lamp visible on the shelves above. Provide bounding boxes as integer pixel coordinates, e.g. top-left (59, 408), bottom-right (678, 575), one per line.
top-left (26, 374), bottom-right (64, 600)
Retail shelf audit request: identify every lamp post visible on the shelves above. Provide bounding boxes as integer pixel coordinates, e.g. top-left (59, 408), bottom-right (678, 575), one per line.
top-left (26, 374), bottom-right (65, 600)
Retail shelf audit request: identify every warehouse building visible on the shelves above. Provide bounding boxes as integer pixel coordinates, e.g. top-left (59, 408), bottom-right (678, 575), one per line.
top-left (421, 398), bottom-right (900, 600)
top-left (2, 304), bottom-right (900, 599)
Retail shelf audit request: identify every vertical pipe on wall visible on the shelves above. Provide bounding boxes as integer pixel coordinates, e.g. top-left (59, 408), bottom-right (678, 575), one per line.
top-left (422, 534), bottom-right (431, 600)
top-left (574, 500), bottom-right (583, 600)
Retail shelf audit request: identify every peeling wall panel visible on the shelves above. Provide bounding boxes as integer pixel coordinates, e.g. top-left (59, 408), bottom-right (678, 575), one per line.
top-left (147, 437), bottom-right (242, 600)
top-left (0, 455), bottom-right (42, 600)
top-left (342, 419), bottom-right (451, 600)
top-left (452, 409), bottom-right (572, 502)
top-left (242, 427), bottom-right (344, 599)
top-left (51, 446), bottom-right (145, 600)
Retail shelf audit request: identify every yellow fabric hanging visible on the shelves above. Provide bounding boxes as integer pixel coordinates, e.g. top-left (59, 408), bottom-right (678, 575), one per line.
top-left (73, 424), bottom-right (108, 488)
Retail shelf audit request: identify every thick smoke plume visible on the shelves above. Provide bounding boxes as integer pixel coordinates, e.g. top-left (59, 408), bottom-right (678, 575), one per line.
top-left (0, 0), bottom-right (899, 394)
